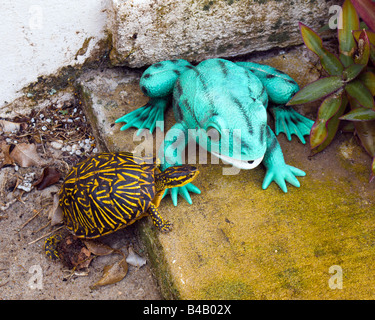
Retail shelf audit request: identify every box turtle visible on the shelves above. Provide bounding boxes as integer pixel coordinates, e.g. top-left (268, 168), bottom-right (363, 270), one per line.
top-left (45, 152), bottom-right (198, 259)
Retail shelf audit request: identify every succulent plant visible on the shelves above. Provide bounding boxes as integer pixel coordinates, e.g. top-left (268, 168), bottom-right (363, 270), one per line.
top-left (288, 0), bottom-right (375, 182)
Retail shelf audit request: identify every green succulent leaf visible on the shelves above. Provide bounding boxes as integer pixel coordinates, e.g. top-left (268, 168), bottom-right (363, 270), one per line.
top-left (287, 76), bottom-right (344, 105)
top-left (371, 45), bottom-right (375, 65)
top-left (345, 80), bottom-right (375, 109)
top-left (310, 92), bottom-right (343, 149)
top-left (350, 0), bottom-right (375, 32)
top-left (340, 107), bottom-right (375, 121)
top-left (299, 23), bottom-right (344, 75)
top-left (359, 71), bottom-right (375, 95)
top-left (343, 63), bottom-right (366, 81)
top-left (339, 0), bottom-right (360, 66)
top-left (311, 94), bottom-right (348, 154)
top-left (354, 120), bottom-right (375, 158)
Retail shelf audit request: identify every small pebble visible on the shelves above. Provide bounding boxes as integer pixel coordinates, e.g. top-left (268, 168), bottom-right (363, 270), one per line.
top-left (51, 141), bottom-right (63, 150)
top-left (41, 126), bottom-right (47, 131)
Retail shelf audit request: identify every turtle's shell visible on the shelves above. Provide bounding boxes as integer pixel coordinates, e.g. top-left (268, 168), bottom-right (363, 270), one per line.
top-left (59, 152), bottom-right (157, 239)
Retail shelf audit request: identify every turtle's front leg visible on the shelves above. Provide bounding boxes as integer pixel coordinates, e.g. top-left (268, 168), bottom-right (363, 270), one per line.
top-left (262, 126), bottom-right (306, 193)
top-left (148, 203), bottom-right (172, 232)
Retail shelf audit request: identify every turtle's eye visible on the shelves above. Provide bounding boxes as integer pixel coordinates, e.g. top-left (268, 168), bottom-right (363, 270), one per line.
top-left (206, 126), bottom-right (221, 142)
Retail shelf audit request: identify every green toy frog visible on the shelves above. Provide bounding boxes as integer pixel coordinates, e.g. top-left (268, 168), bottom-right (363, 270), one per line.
top-left (116, 59), bottom-right (313, 205)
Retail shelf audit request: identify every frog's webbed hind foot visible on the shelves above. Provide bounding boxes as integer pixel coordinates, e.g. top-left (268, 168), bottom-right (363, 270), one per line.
top-left (270, 105), bottom-right (314, 144)
top-left (115, 98), bottom-right (168, 135)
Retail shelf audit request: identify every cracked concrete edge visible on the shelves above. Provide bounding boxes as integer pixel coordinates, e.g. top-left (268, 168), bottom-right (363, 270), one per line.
top-left (75, 68), bottom-right (178, 299)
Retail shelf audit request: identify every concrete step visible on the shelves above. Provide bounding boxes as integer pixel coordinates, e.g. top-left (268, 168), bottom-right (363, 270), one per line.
top-left (77, 48), bottom-right (375, 299)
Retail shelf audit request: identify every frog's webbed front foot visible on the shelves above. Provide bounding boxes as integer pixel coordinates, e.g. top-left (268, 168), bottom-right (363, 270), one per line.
top-left (270, 105), bottom-right (314, 144)
top-left (162, 183), bottom-right (201, 206)
top-left (262, 163), bottom-right (306, 193)
top-left (115, 98), bottom-right (168, 135)
top-left (262, 126), bottom-right (306, 192)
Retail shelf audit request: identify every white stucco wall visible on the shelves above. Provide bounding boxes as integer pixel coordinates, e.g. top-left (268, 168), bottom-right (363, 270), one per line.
top-left (0, 0), bottom-right (109, 108)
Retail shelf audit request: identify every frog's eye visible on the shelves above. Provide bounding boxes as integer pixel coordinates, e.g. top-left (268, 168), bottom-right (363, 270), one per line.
top-left (206, 126), bottom-right (221, 142)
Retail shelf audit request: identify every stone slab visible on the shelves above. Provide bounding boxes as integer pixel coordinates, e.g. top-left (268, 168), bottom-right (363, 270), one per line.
top-left (77, 48), bottom-right (375, 299)
top-left (108, 0), bottom-right (341, 68)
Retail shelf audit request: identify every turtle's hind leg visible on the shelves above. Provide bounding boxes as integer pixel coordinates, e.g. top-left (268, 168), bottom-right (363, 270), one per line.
top-left (44, 233), bottom-right (63, 260)
top-left (116, 59), bottom-right (194, 135)
top-left (148, 203), bottom-right (172, 232)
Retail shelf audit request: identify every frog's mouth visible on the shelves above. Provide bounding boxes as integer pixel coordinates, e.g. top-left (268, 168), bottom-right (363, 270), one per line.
top-left (211, 152), bottom-right (264, 169)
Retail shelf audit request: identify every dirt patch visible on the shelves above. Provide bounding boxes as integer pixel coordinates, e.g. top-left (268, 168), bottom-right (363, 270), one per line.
top-left (0, 89), bottom-right (162, 299)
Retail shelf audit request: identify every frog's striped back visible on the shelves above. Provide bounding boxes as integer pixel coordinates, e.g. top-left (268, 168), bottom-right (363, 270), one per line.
top-left (140, 59), bottom-right (194, 98)
top-left (236, 61), bottom-right (300, 105)
top-left (172, 59), bottom-right (268, 128)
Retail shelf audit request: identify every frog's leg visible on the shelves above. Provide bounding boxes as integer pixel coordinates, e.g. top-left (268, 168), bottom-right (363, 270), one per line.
top-left (262, 126), bottom-right (306, 192)
top-left (236, 62), bottom-right (314, 144)
top-left (115, 60), bottom-right (194, 135)
top-left (159, 122), bottom-right (201, 206)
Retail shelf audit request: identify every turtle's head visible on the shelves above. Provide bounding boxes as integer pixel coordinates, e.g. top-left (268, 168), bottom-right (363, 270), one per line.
top-left (156, 165), bottom-right (199, 190)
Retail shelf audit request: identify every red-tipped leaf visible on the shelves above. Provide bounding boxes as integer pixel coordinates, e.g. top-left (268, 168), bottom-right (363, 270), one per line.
top-left (343, 63), bottom-right (366, 82)
top-left (299, 23), bottom-right (344, 75)
top-left (339, 0), bottom-right (360, 66)
top-left (310, 92), bottom-right (343, 149)
top-left (359, 71), bottom-right (375, 95)
top-left (340, 107), bottom-right (375, 121)
top-left (345, 80), bottom-right (375, 109)
top-left (311, 94), bottom-right (348, 154)
top-left (287, 76), bottom-right (344, 105)
top-left (350, 0), bottom-right (375, 32)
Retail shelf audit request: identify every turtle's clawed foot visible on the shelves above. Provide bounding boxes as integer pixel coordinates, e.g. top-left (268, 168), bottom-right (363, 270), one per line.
top-left (151, 216), bottom-right (173, 233)
top-left (148, 203), bottom-right (173, 232)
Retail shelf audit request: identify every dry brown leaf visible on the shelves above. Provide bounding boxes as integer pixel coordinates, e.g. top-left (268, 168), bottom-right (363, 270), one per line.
top-left (0, 142), bottom-right (14, 168)
top-left (0, 120), bottom-right (22, 133)
top-left (10, 143), bottom-right (45, 167)
top-left (83, 240), bottom-right (115, 256)
top-left (33, 167), bottom-right (60, 190)
top-left (90, 257), bottom-right (128, 290)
